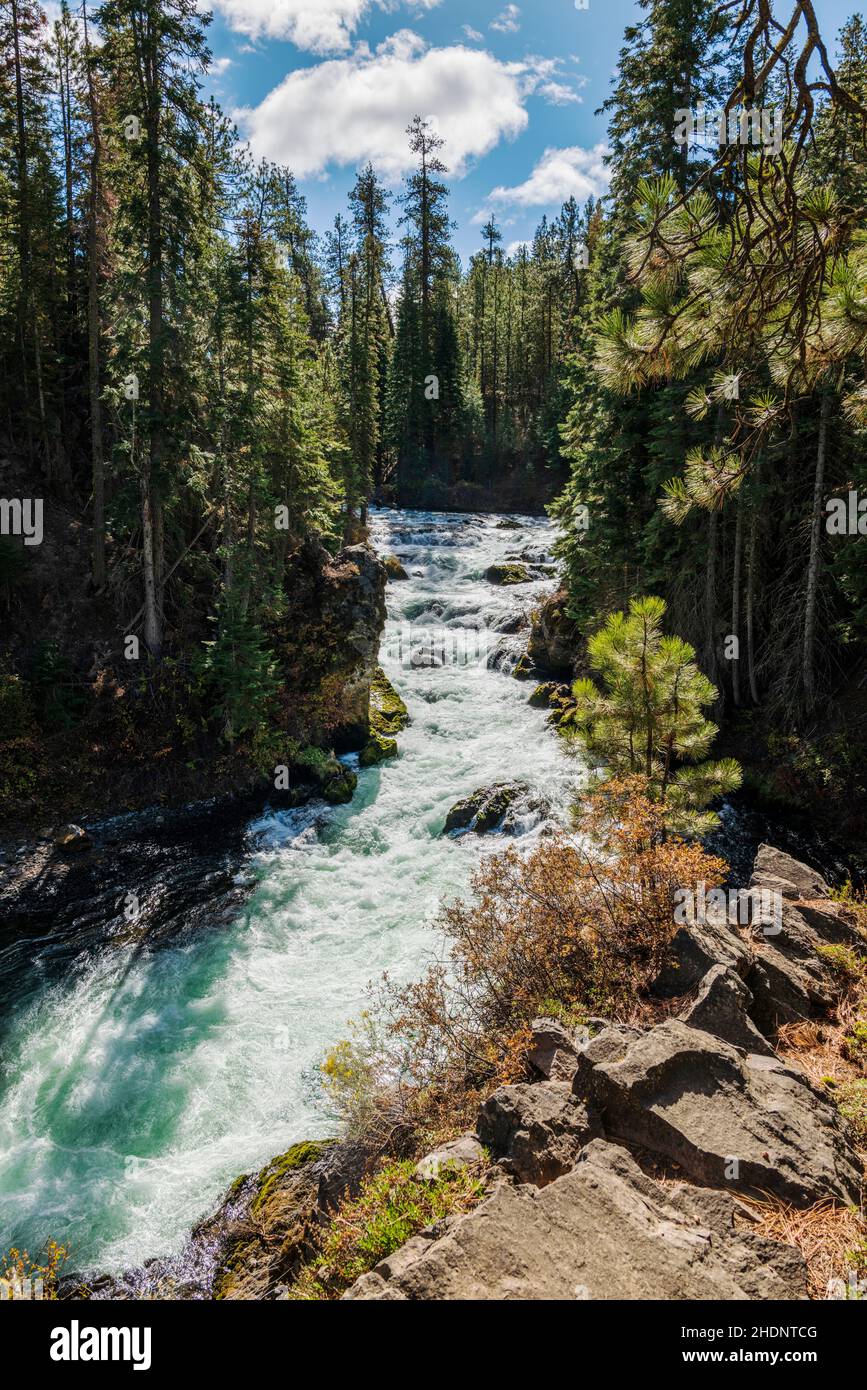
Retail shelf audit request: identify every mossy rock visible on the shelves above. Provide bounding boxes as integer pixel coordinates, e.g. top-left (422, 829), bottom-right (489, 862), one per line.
top-left (322, 767), bottom-right (357, 803)
top-left (370, 667), bottom-right (409, 735)
top-left (484, 562), bottom-right (531, 586)
top-left (251, 1139), bottom-right (335, 1217)
top-left (512, 655), bottom-right (534, 681)
top-left (383, 554), bottom-right (409, 580)
top-left (360, 731), bottom-right (398, 767)
top-left (444, 783), bottom-right (523, 834)
top-left (529, 681), bottom-right (557, 708)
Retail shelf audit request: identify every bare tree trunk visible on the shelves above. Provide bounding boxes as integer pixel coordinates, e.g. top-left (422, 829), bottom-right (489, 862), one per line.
top-left (83, 0), bottom-right (106, 587)
top-left (803, 391), bottom-right (831, 707)
top-left (141, 474), bottom-right (161, 656)
top-left (704, 510), bottom-right (719, 687)
top-left (730, 486), bottom-right (743, 706)
top-left (745, 462), bottom-right (760, 705)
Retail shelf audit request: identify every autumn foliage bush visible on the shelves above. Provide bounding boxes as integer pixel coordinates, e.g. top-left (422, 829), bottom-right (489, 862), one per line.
top-left (324, 779), bottom-right (727, 1146)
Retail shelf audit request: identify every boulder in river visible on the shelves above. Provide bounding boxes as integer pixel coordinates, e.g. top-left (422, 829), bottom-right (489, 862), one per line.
top-left (360, 668), bottom-right (407, 766)
top-left (442, 782), bottom-right (550, 836)
top-left (444, 783), bottom-right (523, 834)
top-left (383, 554), bottom-right (409, 580)
top-left (484, 562), bottom-right (531, 586)
top-left (359, 731), bottom-right (398, 767)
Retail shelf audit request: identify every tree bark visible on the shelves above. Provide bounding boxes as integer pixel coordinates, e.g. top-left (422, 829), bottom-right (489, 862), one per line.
top-left (802, 390), bottom-right (831, 707)
top-left (83, 0), bottom-right (106, 587)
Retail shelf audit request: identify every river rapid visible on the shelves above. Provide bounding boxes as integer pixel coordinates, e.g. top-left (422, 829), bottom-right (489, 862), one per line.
top-left (0, 509), bottom-right (573, 1276)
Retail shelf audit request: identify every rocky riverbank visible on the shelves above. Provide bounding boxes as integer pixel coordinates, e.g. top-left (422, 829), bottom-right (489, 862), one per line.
top-left (0, 538), bottom-right (387, 841)
top-left (75, 843), bottom-right (865, 1301)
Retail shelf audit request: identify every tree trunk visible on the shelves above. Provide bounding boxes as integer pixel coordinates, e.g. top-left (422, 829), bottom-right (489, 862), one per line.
top-left (83, 1), bottom-right (106, 587)
top-left (802, 391), bottom-right (831, 707)
top-left (730, 486), bottom-right (743, 706)
top-left (745, 463), bottom-right (760, 705)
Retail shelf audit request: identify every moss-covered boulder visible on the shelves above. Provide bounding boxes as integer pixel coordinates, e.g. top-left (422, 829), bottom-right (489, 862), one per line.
top-left (322, 766), bottom-right (358, 803)
top-left (528, 681), bottom-right (572, 710)
top-left (444, 783), bottom-right (524, 835)
top-left (360, 731), bottom-right (398, 766)
top-left (383, 554), bottom-right (409, 580)
top-left (485, 562), bottom-right (531, 586)
top-left (370, 667), bottom-right (409, 735)
top-left (512, 654), bottom-right (534, 681)
top-left (212, 1138), bottom-right (337, 1301)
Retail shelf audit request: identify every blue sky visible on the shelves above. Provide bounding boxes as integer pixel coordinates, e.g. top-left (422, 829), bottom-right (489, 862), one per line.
top-left (198, 0), bottom-right (861, 265)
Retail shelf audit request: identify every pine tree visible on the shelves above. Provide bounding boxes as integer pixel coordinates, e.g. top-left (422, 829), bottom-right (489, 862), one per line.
top-left (563, 595), bottom-right (741, 834)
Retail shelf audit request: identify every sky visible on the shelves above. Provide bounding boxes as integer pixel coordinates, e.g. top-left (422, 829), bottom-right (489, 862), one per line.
top-left (193, 0), bottom-right (859, 266)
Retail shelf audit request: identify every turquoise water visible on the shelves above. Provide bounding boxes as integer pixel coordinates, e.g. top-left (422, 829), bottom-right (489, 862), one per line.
top-left (0, 510), bottom-right (573, 1274)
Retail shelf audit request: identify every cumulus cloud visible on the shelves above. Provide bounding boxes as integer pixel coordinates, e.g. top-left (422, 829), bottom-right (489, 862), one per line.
top-left (209, 0), bottom-right (441, 53)
top-left (236, 32), bottom-right (561, 181)
top-left (476, 143), bottom-right (609, 218)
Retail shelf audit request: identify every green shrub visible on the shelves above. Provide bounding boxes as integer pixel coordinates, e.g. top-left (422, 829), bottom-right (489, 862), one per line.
top-left (286, 1159), bottom-right (485, 1300)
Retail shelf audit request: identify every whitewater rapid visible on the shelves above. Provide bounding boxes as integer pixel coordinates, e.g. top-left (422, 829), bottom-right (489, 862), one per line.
top-left (0, 509), bottom-right (574, 1274)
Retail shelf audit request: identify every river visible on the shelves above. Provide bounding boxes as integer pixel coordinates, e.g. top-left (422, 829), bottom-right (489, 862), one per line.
top-left (0, 509), bottom-right (573, 1276)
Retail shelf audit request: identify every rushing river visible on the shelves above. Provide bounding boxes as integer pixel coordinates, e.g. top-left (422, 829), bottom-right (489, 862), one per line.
top-left (0, 509), bottom-right (574, 1276)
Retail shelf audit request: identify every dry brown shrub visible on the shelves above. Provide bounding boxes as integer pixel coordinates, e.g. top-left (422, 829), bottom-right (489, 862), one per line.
top-left (362, 780), bottom-right (727, 1120)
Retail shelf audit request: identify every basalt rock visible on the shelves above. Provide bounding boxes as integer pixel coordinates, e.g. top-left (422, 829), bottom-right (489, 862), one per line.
top-left (484, 562), bottom-right (531, 586)
top-left (443, 783), bottom-right (523, 835)
top-left (279, 537), bottom-right (387, 753)
top-left (526, 589), bottom-right (582, 678)
top-left (477, 1082), bottom-right (602, 1186)
top-left (344, 1140), bottom-right (806, 1301)
top-left (587, 1019), bottom-right (862, 1207)
top-left (679, 965), bottom-right (776, 1057)
top-left (416, 1135), bottom-right (484, 1182)
top-left (382, 554), bottom-right (409, 580)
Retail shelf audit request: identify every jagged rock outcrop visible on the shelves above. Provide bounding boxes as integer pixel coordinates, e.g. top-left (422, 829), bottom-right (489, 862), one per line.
top-left (345, 1140), bottom-right (807, 1301)
top-left (343, 843), bottom-right (864, 1301)
top-left (583, 1019), bottom-right (862, 1207)
top-left (680, 964), bottom-right (775, 1057)
top-left (743, 844), bottom-right (865, 1032)
top-left (526, 590), bottom-right (581, 677)
top-left (279, 537), bottom-right (387, 752)
top-left (477, 1083), bottom-right (602, 1186)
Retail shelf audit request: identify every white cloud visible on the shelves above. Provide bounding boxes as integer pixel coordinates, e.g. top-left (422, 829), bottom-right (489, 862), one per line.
top-left (506, 238), bottom-right (531, 257)
top-left (209, 0), bottom-right (442, 53)
top-left (538, 81), bottom-right (581, 105)
top-left (462, 25), bottom-right (483, 41)
top-left (236, 33), bottom-right (555, 181)
top-left (474, 143), bottom-right (609, 220)
top-left (211, 56), bottom-right (234, 75)
top-left (490, 4), bottom-right (521, 34)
